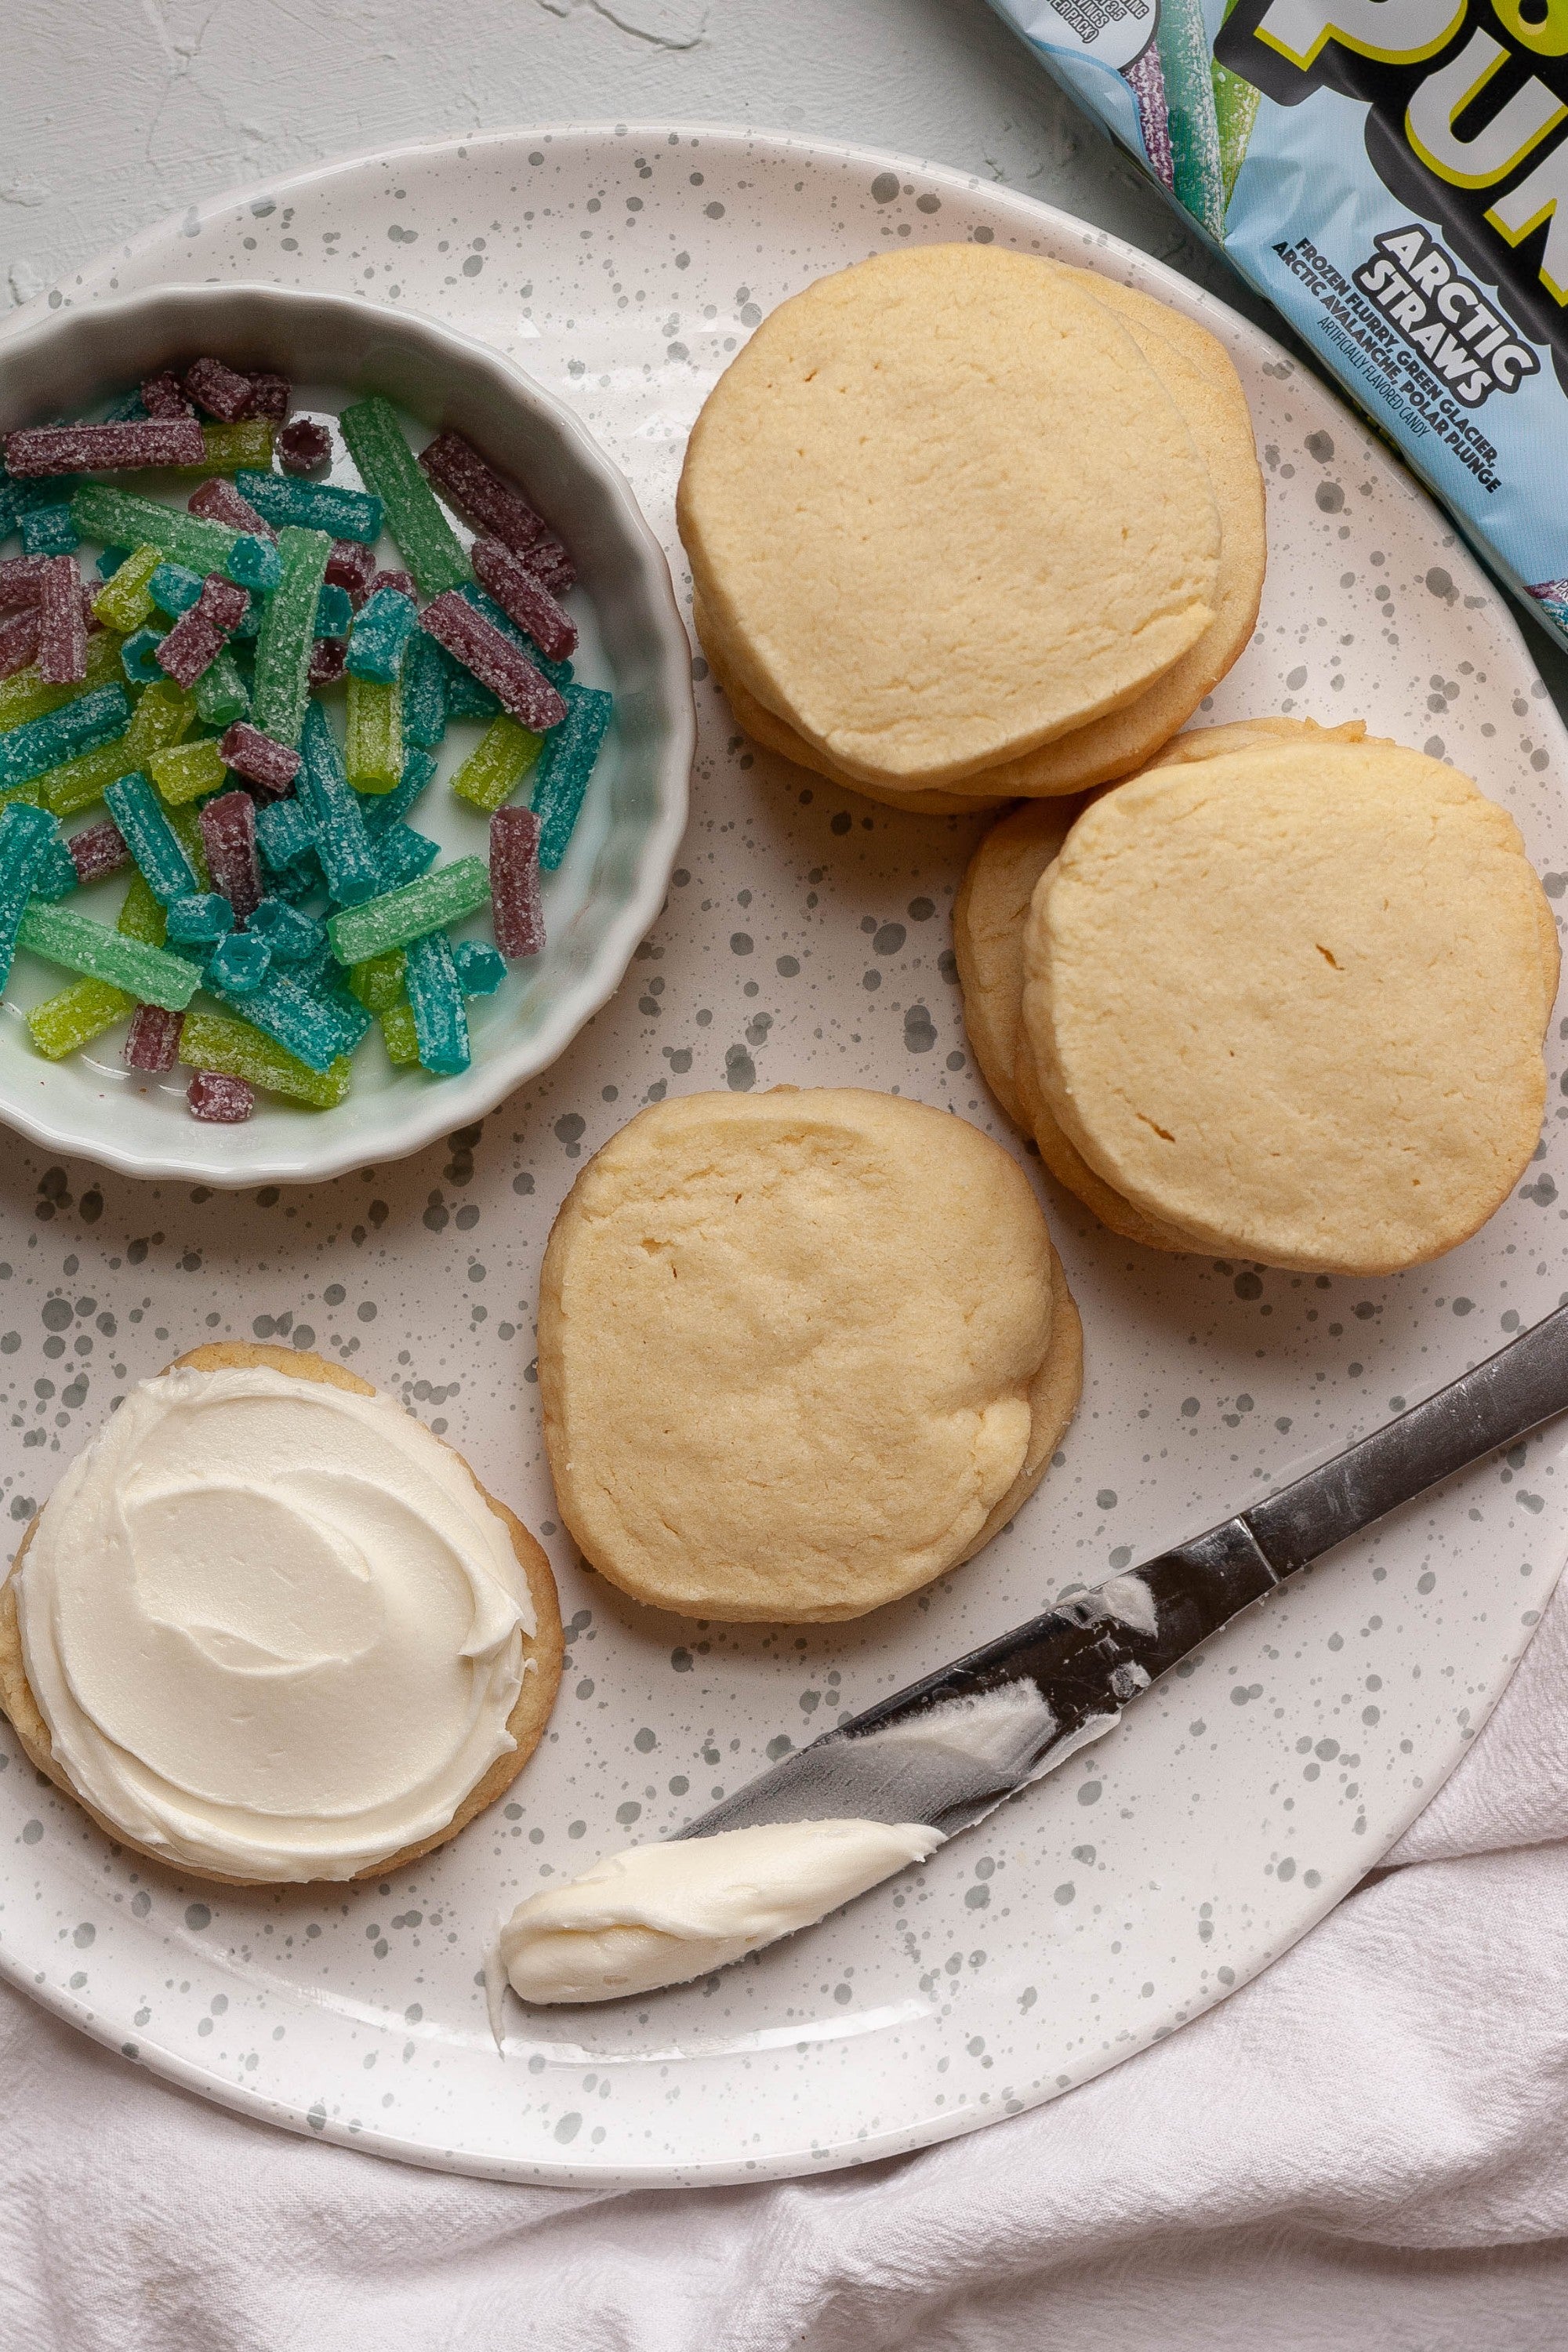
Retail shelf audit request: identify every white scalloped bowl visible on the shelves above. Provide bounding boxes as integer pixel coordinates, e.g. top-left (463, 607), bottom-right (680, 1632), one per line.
top-left (0, 284), bottom-right (694, 1184)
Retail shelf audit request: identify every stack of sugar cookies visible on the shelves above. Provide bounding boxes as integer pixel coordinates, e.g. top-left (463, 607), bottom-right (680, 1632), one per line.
top-left (537, 1088), bottom-right (1081, 1621)
top-left (677, 243), bottom-right (1266, 814)
top-left (956, 722), bottom-right (1559, 1275)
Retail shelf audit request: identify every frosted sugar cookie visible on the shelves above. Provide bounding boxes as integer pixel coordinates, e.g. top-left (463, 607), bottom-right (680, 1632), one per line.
top-left (0, 1344), bottom-right (563, 1884)
top-left (678, 243), bottom-right (1221, 790)
top-left (538, 1088), bottom-right (1080, 1621)
top-left (1022, 739), bottom-right (1559, 1273)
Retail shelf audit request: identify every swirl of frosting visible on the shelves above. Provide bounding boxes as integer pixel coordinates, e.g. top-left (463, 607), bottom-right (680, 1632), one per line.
top-left (15, 1366), bottom-right (534, 1882)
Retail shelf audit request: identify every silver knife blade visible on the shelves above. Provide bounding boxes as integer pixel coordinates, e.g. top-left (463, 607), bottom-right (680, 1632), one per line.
top-left (678, 1297), bottom-right (1568, 1844)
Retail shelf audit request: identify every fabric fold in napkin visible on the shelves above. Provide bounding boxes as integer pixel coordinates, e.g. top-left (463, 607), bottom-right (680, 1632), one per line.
top-left (6, 1578), bottom-right (1568, 2349)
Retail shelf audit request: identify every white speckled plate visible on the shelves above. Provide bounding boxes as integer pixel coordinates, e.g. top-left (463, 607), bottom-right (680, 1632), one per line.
top-left (1, 126), bottom-right (1566, 2188)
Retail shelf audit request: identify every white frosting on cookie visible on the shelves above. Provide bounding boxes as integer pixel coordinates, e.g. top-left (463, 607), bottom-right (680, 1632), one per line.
top-left (491, 1818), bottom-right (941, 2009)
top-left (15, 1365), bottom-right (534, 1882)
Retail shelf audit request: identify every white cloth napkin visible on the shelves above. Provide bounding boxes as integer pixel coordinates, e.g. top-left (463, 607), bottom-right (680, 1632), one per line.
top-left (5, 1579), bottom-right (1568, 2351)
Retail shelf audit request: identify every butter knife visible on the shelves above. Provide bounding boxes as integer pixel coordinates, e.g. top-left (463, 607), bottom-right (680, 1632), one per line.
top-left (679, 1298), bottom-right (1568, 1844)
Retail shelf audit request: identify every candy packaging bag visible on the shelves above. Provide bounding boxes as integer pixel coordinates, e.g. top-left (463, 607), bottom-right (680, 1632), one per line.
top-left (989, 0), bottom-right (1568, 642)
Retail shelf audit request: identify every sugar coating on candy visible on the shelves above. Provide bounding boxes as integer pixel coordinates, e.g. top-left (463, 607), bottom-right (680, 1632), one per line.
top-left (419, 591), bottom-right (566, 733)
top-left (200, 789), bottom-right (262, 921)
top-left (455, 581), bottom-right (572, 689)
top-left (0, 684), bottom-right (129, 789)
top-left (227, 535), bottom-right (282, 595)
top-left (244, 373), bottom-right (292, 423)
top-left (71, 485), bottom-right (238, 578)
top-left (399, 632), bottom-right (448, 749)
top-left (347, 948), bottom-right (406, 1011)
top-left (3, 420), bottom-right (207, 477)
top-left (346, 586), bottom-right (419, 684)
top-left (67, 819), bottom-right (129, 885)
top-left (297, 701), bottom-right (380, 905)
top-left (417, 430), bottom-right (547, 555)
top-left (533, 683), bottom-right (613, 869)
top-left (437, 648), bottom-right (501, 723)
top-left (277, 418), bottom-right (332, 476)
top-left (489, 806), bottom-right (544, 959)
top-left (35, 557), bottom-right (88, 686)
top-left (165, 892), bottom-right (234, 946)
top-left (16, 902), bottom-right (201, 1009)
top-left (180, 1007), bottom-right (348, 1107)
top-left (451, 713), bottom-right (542, 815)
top-left (154, 606), bottom-right (226, 688)
top-left (218, 721), bottom-right (299, 796)
top-left (20, 506), bottom-right (79, 559)
top-left (148, 561), bottom-right (203, 617)
top-left (250, 524), bottom-right (332, 748)
top-left (236, 470), bottom-right (383, 544)
top-left (189, 477), bottom-right (271, 537)
top-left (93, 543), bottom-right (162, 632)
top-left (325, 540), bottom-right (376, 606)
top-left (454, 938), bottom-right (506, 997)
top-left (211, 965), bottom-right (369, 1073)
top-left (373, 824), bottom-right (441, 892)
top-left (205, 930), bottom-right (270, 995)
top-left (41, 676), bottom-right (192, 818)
top-left (28, 977), bottom-right (136, 1061)
top-left (524, 535), bottom-right (576, 595)
top-left (249, 895), bottom-right (325, 964)
top-left (96, 549), bottom-right (132, 579)
top-left (187, 1069), bottom-right (255, 1122)
top-left (339, 397), bottom-right (470, 597)
top-left (0, 801), bottom-right (61, 988)
top-left (379, 999), bottom-right (419, 1065)
top-left (192, 646), bottom-right (249, 728)
top-left (148, 738), bottom-right (227, 807)
top-left (192, 423), bottom-right (274, 477)
top-left (123, 1002), bottom-right (183, 1072)
top-left (0, 557), bottom-right (47, 614)
top-left (308, 637), bottom-right (347, 688)
top-left (254, 796), bottom-right (317, 873)
top-left (368, 569), bottom-right (418, 604)
top-left (121, 628), bottom-right (166, 687)
top-left (141, 372), bottom-right (194, 419)
top-left (470, 535), bottom-right (578, 662)
top-left (404, 930), bottom-right (470, 1074)
top-left (361, 746), bottom-right (437, 840)
top-left (0, 630), bottom-right (124, 731)
top-left (0, 609), bottom-right (42, 684)
top-left (326, 853), bottom-right (491, 964)
top-left (314, 583), bottom-right (354, 639)
top-left (31, 828), bottom-right (80, 902)
top-left (345, 673), bottom-right (402, 793)
top-left (104, 772), bottom-right (200, 905)
top-left (183, 357), bottom-right (257, 423)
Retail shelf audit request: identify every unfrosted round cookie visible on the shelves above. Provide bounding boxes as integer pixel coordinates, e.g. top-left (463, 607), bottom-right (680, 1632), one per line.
top-left (538, 1088), bottom-right (1079, 1621)
top-left (1023, 739), bottom-right (1559, 1273)
top-left (693, 597), bottom-right (1007, 815)
top-left (677, 243), bottom-right (1221, 790)
top-left (0, 1345), bottom-right (564, 1886)
top-left (962, 278), bottom-right (1266, 797)
top-left (953, 799), bottom-right (1087, 1120)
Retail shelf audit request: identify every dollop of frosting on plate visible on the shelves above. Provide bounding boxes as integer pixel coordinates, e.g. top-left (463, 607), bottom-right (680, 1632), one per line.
top-left (15, 1365), bottom-right (535, 1882)
top-left (491, 1817), bottom-right (941, 2011)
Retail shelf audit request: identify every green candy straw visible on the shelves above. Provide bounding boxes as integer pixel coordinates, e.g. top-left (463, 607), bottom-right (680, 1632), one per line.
top-left (16, 902), bottom-right (201, 1009)
top-left (250, 525), bottom-right (332, 750)
top-left (1156, 0), bottom-right (1226, 240)
top-left (339, 397), bottom-right (470, 597)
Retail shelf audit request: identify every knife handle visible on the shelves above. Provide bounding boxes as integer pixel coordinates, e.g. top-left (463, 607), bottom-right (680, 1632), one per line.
top-left (1245, 1296), bottom-right (1568, 1573)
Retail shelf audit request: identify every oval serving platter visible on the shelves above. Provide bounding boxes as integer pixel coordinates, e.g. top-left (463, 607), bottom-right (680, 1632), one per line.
top-left (0, 125), bottom-right (1564, 2186)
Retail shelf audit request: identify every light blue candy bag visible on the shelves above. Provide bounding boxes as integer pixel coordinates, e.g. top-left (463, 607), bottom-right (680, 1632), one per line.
top-left (988, 0), bottom-right (1568, 642)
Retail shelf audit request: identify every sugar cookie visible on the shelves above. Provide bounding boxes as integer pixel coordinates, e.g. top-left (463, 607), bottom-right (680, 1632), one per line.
top-left (678, 244), bottom-right (1221, 789)
top-left (1022, 739), bottom-right (1558, 1272)
top-left (0, 1344), bottom-right (563, 1885)
top-left (539, 1089), bottom-right (1080, 1621)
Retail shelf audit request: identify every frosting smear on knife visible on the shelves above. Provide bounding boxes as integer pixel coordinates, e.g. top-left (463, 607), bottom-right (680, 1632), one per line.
top-left (490, 1817), bottom-right (941, 2013)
